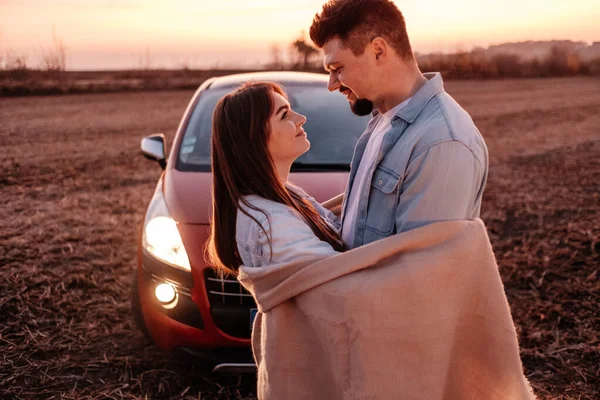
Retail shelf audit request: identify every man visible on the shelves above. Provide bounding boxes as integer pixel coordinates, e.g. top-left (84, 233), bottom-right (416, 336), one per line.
top-left (311, 0), bottom-right (489, 249)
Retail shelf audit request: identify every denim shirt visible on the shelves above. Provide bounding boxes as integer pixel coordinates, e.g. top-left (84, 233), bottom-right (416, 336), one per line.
top-left (342, 72), bottom-right (489, 249)
top-left (236, 188), bottom-right (341, 268)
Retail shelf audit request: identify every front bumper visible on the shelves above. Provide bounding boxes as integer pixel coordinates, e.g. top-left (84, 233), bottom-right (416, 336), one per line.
top-left (137, 248), bottom-right (253, 367)
top-left (139, 250), bottom-right (204, 329)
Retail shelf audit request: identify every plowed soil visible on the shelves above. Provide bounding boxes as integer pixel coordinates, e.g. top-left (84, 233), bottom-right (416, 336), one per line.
top-left (1, 77), bottom-right (599, 399)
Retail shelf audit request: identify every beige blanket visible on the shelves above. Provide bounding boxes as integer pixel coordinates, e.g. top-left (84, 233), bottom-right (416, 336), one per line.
top-left (238, 219), bottom-right (535, 400)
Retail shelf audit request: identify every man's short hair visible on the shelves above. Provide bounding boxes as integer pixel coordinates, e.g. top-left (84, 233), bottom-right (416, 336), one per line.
top-left (309, 0), bottom-right (413, 60)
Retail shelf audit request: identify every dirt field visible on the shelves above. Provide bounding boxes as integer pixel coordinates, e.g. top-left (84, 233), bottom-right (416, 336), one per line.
top-left (1, 77), bottom-right (599, 399)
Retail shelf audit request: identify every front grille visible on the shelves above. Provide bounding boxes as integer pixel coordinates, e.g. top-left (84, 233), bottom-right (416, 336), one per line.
top-left (204, 269), bottom-right (256, 339)
top-left (204, 269), bottom-right (256, 306)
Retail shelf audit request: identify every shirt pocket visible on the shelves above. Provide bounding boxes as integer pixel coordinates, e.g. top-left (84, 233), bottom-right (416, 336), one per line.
top-left (364, 167), bottom-right (402, 236)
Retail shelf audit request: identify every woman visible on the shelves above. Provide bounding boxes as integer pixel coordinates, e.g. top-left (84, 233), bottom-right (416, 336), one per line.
top-left (206, 81), bottom-right (345, 274)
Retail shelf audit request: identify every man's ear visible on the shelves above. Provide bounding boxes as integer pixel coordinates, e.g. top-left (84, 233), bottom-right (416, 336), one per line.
top-left (371, 37), bottom-right (387, 60)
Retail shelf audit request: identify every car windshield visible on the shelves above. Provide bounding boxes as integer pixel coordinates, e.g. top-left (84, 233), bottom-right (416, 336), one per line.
top-left (177, 83), bottom-right (370, 172)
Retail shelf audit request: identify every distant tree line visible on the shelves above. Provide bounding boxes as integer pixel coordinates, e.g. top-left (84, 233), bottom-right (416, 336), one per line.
top-left (0, 27), bottom-right (67, 80)
top-left (277, 35), bottom-right (600, 78)
top-left (417, 45), bottom-right (600, 79)
top-left (265, 32), bottom-right (322, 71)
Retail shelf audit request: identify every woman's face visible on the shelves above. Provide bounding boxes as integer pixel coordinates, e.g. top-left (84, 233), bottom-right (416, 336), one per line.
top-left (267, 90), bottom-right (309, 165)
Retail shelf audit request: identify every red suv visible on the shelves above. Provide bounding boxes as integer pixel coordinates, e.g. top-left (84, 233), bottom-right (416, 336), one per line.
top-left (132, 71), bottom-right (368, 372)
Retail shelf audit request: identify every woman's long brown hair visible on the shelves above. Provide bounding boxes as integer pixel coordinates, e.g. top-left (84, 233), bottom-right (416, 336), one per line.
top-left (206, 81), bottom-right (344, 275)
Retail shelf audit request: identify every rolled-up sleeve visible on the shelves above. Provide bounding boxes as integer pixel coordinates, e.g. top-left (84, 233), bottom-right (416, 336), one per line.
top-left (396, 141), bottom-right (484, 233)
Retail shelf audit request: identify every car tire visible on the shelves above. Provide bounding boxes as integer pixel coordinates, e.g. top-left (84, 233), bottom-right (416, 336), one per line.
top-left (131, 268), bottom-right (152, 342)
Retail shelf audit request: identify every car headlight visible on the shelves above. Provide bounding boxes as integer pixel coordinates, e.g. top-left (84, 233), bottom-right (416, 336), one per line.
top-left (142, 180), bottom-right (191, 272)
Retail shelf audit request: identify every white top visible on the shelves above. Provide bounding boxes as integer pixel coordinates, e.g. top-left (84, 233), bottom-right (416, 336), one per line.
top-left (236, 190), bottom-right (341, 268)
top-left (341, 98), bottom-right (412, 246)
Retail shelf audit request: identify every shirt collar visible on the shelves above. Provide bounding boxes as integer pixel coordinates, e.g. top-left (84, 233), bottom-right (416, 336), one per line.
top-left (382, 96), bottom-right (412, 122)
top-left (392, 72), bottom-right (444, 124)
top-left (369, 72), bottom-right (444, 125)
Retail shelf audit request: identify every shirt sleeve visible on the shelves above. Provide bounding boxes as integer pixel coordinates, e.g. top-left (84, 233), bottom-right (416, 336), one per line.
top-left (396, 140), bottom-right (485, 233)
top-left (259, 209), bottom-right (340, 266)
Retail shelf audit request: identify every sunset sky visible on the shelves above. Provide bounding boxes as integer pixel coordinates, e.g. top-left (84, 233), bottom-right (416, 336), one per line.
top-left (1, 0), bottom-right (599, 70)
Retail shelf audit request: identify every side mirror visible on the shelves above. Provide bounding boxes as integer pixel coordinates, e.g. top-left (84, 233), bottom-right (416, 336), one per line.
top-left (141, 134), bottom-right (167, 170)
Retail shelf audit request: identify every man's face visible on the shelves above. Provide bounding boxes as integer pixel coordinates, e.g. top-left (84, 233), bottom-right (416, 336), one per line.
top-left (322, 37), bottom-right (375, 116)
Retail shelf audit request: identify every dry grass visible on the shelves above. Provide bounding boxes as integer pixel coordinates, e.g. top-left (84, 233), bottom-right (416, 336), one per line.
top-left (1, 77), bottom-right (599, 399)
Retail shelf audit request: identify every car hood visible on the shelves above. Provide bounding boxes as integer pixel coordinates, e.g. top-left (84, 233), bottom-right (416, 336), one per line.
top-left (164, 169), bottom-right (350, 225)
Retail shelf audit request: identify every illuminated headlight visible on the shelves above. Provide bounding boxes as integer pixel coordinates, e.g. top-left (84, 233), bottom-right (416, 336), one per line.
top-left (142, 180), bottom-right (191, 272)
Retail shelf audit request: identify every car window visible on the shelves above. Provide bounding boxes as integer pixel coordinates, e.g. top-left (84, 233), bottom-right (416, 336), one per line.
top-left (177, 83), bottom-right (370, 172)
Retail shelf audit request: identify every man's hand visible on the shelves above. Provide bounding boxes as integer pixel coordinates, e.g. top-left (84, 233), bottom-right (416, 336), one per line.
top-left (322, 193), bottom-right (344, 217)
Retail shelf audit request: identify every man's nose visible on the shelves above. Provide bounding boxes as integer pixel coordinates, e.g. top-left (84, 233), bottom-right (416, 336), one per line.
top-left (327, 74), bottom-right (340, 92)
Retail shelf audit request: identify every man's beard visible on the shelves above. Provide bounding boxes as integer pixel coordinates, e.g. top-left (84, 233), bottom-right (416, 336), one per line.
top-left (340, 85), bottom-right (374, 116)
top-left (350, 98), bottom-right (374, 116)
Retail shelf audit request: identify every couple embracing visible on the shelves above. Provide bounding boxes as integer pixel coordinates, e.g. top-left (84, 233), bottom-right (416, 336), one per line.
top-left (206, 1), bottom-right (534, 399)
